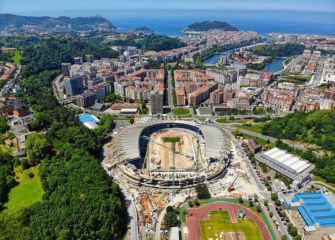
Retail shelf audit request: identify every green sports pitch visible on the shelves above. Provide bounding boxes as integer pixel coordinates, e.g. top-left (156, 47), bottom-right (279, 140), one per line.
top-left (162, 136), bottom-right (181, 143)
top-left (200, 211), bottom-right (263, 240)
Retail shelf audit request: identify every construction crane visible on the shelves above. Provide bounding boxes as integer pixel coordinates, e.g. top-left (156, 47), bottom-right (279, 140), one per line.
top-left (228, 175), bottom-right (239, 192)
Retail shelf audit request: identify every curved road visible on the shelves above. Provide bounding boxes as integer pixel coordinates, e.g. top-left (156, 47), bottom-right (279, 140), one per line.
top-left (220, 124), bottom-right (322, 157)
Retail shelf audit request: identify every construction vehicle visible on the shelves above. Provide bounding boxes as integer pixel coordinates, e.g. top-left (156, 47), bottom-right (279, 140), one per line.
top-left (228, 175), bottom-right (239, 192)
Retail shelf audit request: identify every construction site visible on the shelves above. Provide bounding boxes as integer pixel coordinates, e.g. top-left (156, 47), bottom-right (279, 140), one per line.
top-left (145, 129), bottom-right (204, 172)
top-left (103, 121), bottom-right (232, 189)
top-left (102, 120), bottom-right (267, 239)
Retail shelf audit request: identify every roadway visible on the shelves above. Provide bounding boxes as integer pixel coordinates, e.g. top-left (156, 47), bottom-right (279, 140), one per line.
top-left (167, 69), bottom-right (175, 108)
top-left (125, 193), bottom-right (140, 240)
top-left (220, 125), bottom-right (295, 239)
top-left (220, 123), bottom-right (322, 158)
top-left (300, 181), bottom-right (335, 194)
top-left (53, 74), bottom-right (65, 101)
top-left (232, 130), bottom-right (289, 238)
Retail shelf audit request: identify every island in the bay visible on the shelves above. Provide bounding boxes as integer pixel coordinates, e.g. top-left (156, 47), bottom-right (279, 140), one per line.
top-left (132, 26), bottom-right (154, 34)
top-left (183, 20), bottom-right (239, 32)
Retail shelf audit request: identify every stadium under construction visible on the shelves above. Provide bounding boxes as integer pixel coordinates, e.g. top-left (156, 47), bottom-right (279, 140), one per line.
top-left (104, 121), bottom-right (232, 189)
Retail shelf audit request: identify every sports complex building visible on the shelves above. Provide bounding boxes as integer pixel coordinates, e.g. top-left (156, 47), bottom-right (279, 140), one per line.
top-left (283, 191), bottom-right (335, 234)
top-left (104, 121), bottom-right (232, 189)
top-left (255, 147), bottom-right (315, 185)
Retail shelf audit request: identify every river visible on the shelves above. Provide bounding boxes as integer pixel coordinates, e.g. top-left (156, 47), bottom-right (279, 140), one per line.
top-left (263, 58), bottom-right (287, 73)
top-left (204, 52), bottom-right (287, 73)
top-left (203, 49), bottom-right (235, 65)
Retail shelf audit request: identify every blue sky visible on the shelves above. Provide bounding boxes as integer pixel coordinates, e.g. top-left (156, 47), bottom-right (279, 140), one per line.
top-left (1, 0), bottom-right (334, 14)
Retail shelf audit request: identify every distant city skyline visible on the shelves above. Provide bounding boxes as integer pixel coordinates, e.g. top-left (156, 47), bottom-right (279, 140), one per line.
top-left (1, 0), bottom-right (335, 14)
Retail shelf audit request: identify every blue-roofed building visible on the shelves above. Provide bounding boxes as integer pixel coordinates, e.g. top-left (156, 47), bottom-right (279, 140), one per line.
top-left (283, 191), bottom-right (335, 235)
top-left (78, 113), bottom-right (99, 129)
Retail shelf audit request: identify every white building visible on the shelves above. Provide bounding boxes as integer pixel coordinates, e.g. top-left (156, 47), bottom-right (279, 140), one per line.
top-left (255, 148), bottom-right (315, 185)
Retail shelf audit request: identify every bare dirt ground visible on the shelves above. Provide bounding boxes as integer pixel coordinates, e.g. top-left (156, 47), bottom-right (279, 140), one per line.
top-left (147, 129), bottom-right (199, 170)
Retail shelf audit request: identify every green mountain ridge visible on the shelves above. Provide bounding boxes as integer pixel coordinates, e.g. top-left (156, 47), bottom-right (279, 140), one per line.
top-left (0, 14), bottom-right (116, 32)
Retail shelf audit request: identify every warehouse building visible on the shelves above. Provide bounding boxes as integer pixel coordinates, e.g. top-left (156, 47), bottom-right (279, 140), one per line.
top-left (255, 147), bottom-right (315, 185)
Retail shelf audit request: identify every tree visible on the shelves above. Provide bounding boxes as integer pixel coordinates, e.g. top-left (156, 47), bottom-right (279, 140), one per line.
top-left (166, 206), bottom-right (174, 213)
top-left (281, 235), bottom-right (288, 240)
top-left (194, 199), bottom-right (200, 206)
top-left (195, 184), bottom-right (211, 199)
top-left (256, 206), bottom-right (262, 212)
top-left (163, 211), bottom-right (178, 228)
top-left (271, 193), bottom-right (278, 201)
top-left (264, 200), bottom-right (268, 206)
top-left (0, 116), bottom-right (9, 134)
top-left (295, 235), bottom-right (301, 240)
top-left (130, 118), bottom-right (135, 125)
top-left (25, 133), bottom-right (51, 164)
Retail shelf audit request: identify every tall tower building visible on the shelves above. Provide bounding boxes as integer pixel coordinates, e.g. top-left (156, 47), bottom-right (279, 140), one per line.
top-left (61, 63), bottom-right (71, 76)
top-left (150, 91), bottom-right (164, 114)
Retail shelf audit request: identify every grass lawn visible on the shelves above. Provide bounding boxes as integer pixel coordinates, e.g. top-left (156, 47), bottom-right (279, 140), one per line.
top-left (3, 165), bottom-right (44, 214)
top-left (238, 124), bottom-right (263, 134)
top-left (314, 176), bottom-right (335, 194)
top-left (200, 211), bottom-right (263, 240)
top-left (172, 108), bottom-right (190, 116)
top-left (162, 136), bottom-right (181, 143)
top-left (11, 51), bottom-right (22, 65)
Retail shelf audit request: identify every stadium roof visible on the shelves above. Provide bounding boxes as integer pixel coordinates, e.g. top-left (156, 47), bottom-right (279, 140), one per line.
top-left (114, 121), bottom-right (228, 163)
top-left (263, 147), bottom-right (311, 174)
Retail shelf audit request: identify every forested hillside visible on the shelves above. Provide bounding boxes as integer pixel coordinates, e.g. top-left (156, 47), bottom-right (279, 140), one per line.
top-left (110, 35), bottom-right (186, 52)
top-left (0, 14), bottom-right (115, 32)
top-left (0, 36), bottom-right (128, 239)
top-left (262, 110), bottom-right (335, 152)
top-left (20, 37), bottom-right (118, 77)
top-left (262, 109), bottom-right (335, 183)
top-left (185, 21), bottom-right (238, 31)
top-left (251, 44), bottom-right (305, 57)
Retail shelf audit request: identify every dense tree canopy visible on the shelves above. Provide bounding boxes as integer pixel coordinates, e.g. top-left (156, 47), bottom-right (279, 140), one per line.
top-left (0, 36), bottom-right (128, 239)
top-left (252, 44), bottom-right (305, 57)
top-left (262, 109), bottom-right (335, 183)
top-left (110, 35), bottom-right (186, 52)
top-left (22, 109), bottom-right (128, 239)
top-left (195, 183), bottom-right (211, 199)
top-left (262, 109), bottom-right (335, 152)
top-left (20, 37), bottom-right (118, 77)
top-left (0, 116), bottom-right (9, 134)
top-left (163, 211), bottom-right (178, 229)
top-left (25, 133), bottom-right (52, 164)
top-left (0, 153), bottom-right (16, 205)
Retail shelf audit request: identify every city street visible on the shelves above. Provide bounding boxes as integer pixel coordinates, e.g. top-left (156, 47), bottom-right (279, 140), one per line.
top-left (167, 69), bottom-right (175, 108)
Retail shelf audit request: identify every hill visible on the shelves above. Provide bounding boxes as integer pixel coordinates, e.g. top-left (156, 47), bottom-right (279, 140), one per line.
top-left (109, 35), bottom-right (186, 52)
top-left (184, 21), bottom-right (238, 32)
top-left (133, 26), bottom-right (154, 34)
top-left (0, 14), bottom-right (116, 32)
top-left (261, 109), bottom-right (335, 183)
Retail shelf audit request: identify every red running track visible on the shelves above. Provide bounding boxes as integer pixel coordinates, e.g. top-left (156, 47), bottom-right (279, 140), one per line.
top-left (184, 202), bottom-right (272, 240)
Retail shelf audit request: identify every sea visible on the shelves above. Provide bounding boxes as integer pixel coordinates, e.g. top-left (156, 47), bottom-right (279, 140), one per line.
top-left (14, 9), bottom-right (335, 36)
